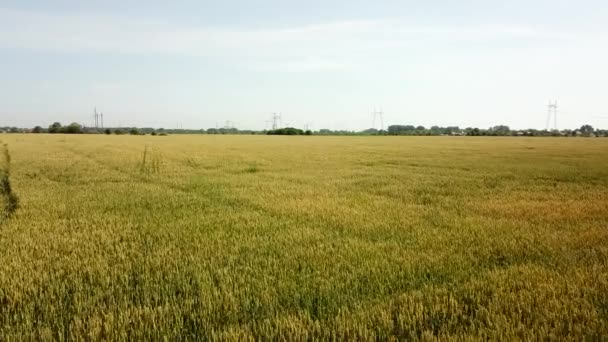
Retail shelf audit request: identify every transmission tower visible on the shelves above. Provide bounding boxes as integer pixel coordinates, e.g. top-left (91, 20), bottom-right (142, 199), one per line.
top-left (372, 109), bottom-right (384, 131)
top-left (271, 113), bottom-right (282, 130)
top-left (546, 100), bottom-right (558, 131)
top-left (93, 107), bottom-right (99, 129)
top-left (93, 107), bottom-right (105, 129)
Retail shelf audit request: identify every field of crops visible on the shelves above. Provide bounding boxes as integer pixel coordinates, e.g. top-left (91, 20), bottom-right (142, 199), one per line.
top-left (0, 134), bottom-right (607, 339)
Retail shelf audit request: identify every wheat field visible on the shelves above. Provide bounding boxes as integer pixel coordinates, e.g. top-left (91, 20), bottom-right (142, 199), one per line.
top-left (0, 134), bottom-right (607, 340)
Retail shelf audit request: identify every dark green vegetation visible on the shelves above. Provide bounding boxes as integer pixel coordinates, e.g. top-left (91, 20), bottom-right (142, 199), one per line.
top-left (0, 135), bottom-right (607, 339)
top-left (266, 127), bottom-right (312, 135)
top-left (5, 123), bottom-right (606, 137)
top-left (385, 124), bottom-right (606, 137)
top-left (48, 122), bottom-right (84, 134)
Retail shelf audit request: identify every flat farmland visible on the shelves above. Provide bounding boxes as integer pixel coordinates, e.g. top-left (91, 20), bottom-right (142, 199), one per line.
top-left (0, 135), bottom-right (607, 339)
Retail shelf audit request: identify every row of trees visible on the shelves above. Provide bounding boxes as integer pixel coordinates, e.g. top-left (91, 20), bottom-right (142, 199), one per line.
top-left (384, 125), bottom-right (607, 137)
top-left (2, 123), bottom-right (606, 137)
top-left (28, 123), bottom-right (165, 136)
top-left (387, 125), bottom-right (465, 136)
top-left (47, 122), bottom-right (83, 134)
top-left (267, 128), bottom-right (312, 135)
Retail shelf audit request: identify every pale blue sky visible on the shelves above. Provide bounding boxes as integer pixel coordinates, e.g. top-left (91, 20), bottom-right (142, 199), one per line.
top-left (1, 0), bottom-right (608, 130)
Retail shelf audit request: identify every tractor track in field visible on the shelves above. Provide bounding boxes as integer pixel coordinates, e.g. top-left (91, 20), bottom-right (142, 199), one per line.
top-left (0, 143), bottom-right (18, 223)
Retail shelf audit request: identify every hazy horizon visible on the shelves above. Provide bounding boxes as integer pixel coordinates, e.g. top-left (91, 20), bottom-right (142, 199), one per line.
top-left (2, 1), bottom-right (608, 130)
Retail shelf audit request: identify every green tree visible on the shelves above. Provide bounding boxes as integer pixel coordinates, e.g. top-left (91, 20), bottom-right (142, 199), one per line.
top-left (267, 127), bottom-right (304, 135)
top-left (48, 122), bottom-right (62, 134)
top-left (580, 125), bottom-right (594, 135)
top-left (65, 123), bottom-right (83, 134)
top-left (491, 125), bottom-right (511, 136)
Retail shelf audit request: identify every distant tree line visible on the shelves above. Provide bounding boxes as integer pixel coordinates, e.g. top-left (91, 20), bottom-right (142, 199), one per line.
top-left (47, 122), bottom-right (84, 134)
top-left (267, 127), bottom-right (312, 135)
top-left (384, 124), bottom-right (607, 137)
top-left (22, 123), bottom-right (170, 136)
top-left (1, 123), bottom-right (606, 137)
